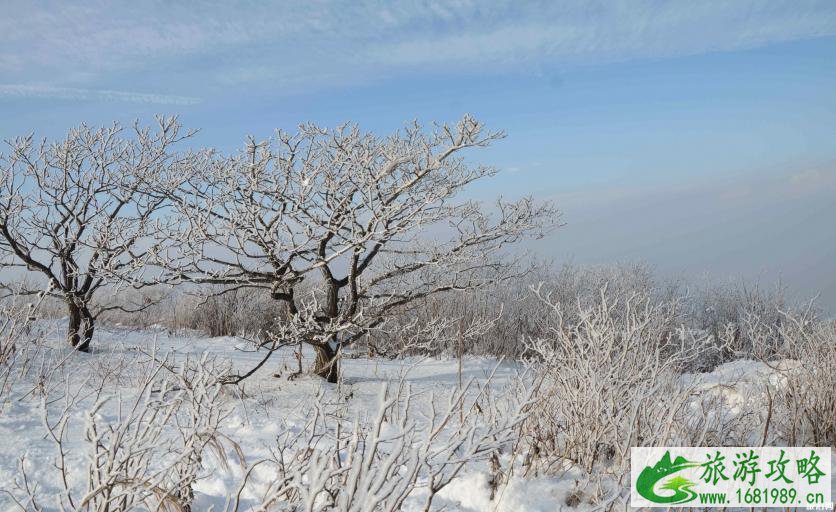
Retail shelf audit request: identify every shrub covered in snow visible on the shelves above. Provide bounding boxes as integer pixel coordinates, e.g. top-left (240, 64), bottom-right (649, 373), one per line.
top-left (0, 277), bottom-right (833, 511)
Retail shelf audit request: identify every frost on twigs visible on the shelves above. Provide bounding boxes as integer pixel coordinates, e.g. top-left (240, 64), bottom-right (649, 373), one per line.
top-left (225, 367), bottom-right (534, 512)
top-left (0, 118), bottom-right (194, 351)
top-left (10, 346), bottom-right (240, 512)
top-left (517, 286), bottom-right (725, 490)
top-left (762, 312), bottom-right (835, 447)
top-left (152, 116), bottom-right (557, 381)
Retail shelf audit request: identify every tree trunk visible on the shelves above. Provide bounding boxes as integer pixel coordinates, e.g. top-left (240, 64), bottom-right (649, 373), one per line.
top-left (67, 301), bottom-right (94, 352)
top-left (313, 342), bottom-right (339, 383)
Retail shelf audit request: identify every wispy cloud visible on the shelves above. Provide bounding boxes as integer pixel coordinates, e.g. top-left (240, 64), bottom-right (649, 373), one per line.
top-left (1, 1), bottom-right (835, 95)
top-left (368, 4), bottom-right (836, 68)
top-left (552, 165), bottom-right (836, 210)
top-left (0, 84), bottom-right (201, 105)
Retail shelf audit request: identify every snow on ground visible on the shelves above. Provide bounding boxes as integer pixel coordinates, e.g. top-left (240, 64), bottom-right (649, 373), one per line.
top-left (0, 321), bottom-right (829, 511)
top-left (0, 321), bottom-right (535, 511)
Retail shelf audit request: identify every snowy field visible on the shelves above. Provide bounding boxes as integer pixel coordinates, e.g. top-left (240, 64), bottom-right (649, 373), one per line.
top-left (0, 320), bottom-right (833, 511)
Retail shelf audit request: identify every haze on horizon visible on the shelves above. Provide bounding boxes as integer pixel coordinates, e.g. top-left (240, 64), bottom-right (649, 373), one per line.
top-left (2, 0), bottom-right (835, 311)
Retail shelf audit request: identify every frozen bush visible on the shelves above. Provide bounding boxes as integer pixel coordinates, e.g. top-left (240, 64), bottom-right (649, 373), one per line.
top-left (766, 313), bottom-right (835, 447)
top-left (8, 350), bottom-right (240, 511)
top-left (228, 372), bottom-right (533, 512)
top-left (519, 285), bottom-right (715, 477)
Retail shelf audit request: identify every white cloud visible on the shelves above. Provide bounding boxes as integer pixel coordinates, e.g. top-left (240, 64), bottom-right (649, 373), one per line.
top-left (0, 84), bottom-right (201, 105)
top-left (1, 0), bottom-right (835, 95)
top-left (369, 4), bottom-right (836, 69)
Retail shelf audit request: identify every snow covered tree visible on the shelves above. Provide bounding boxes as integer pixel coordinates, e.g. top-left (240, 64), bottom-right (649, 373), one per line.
top-left (157, 116), bottom-right (557, 382)
top-left (0, 118), bottom-right (191, 351)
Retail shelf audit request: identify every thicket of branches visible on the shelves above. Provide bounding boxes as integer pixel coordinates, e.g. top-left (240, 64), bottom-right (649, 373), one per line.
top-left (1, 279), bottom-right (832, 510)
top-left (67, 262), bottom-right (824, 369)
top-left (1, 116), bottom-right (555, 383)
top-left (0, 118), bottom-right (192, 351)
top-left (1, 116), bottom-right (833, 510)
top-left (4, 116), bottom-right (825, 383)
top-left (147, 116), bottom-right (555, 382)
top-left (8, 261), bottom-right (830, 407)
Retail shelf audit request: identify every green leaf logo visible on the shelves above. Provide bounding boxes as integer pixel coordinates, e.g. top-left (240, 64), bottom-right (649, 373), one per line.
top-left (636, 451), bottom-right (700, 504)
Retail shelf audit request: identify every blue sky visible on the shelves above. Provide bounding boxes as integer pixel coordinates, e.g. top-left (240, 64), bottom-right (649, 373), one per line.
top-left (2, 1), bottom-right (836, 309)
